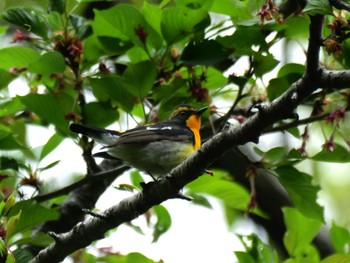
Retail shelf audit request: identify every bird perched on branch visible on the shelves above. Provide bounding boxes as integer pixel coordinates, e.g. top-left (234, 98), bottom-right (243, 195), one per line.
top-left (69, 105), bottom-right (207, 179)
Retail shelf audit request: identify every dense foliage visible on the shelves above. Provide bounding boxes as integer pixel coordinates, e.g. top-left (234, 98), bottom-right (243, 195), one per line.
top-left (0, 0), bottom-right (350, 262)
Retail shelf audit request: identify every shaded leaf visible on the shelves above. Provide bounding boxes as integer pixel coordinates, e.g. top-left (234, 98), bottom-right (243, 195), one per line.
top-left (0, 156), bottom-right (18, 171)
top-left (1, 8), bottom-right (48, 38)
top-left (0, 97), bottom-right (25, 117)
top-left (84, 101), bottom-right (119, 127)
top-left (12, 248), bottom-right (33, 263)
top-left (0, 69), bottom-right (15, 89)
top-left (47, 0), bottom-right (66, 14)
top-left (6, 211), bottom-right (21, 242)
top-left (180, 40), bottom-right (231, 66)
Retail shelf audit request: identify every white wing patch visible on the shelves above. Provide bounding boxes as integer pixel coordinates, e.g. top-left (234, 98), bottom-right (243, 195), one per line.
top-left (146, 126), bottom-right (173, 131)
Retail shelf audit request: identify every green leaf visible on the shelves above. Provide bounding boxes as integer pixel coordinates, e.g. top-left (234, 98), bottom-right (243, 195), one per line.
top-left (235, 251), bottom-right (255, 263)
top-left (0, 125), bottom-right (24, 150)
top-left (39, 133), bottom-right (64, 161)
top-left (276, 166), bottom-right (324, 221)
top-left (0, 97), bottom-right (25, 117)
top-left (253, 52), bottom-right (279, 77)
top-left (161, 6), bottom-right (209, 44)
top-left (283, 207), bottom-right (322, 257)
top-left (84, 101), bottom-right (119, 127)
top-left (0, 156), bottom-right (18, 171)
top-left (47, 0), bottom-right (66, 14)
top-left (12, 248), bottom-right (33, 263)
top-left (38, 160), bottom-right (60, 172)
top-left (0, 69), bottom-right (15, 89)
top-left (187, 171), bottom-right (266, 217)
top-left (180, 40), bottom-right (231, 65)
top-left (329, 223), bottom-right (350, 254)
top-left (122, 61), bottom-right (157, 98)
top-left (13, 232), bottom-right (54, 247)
top-left (1, 8), bottom-right (48, 38)
top-left (3, 193), bottom-right (16, 216)
top-left (124, 252), bottom-right (159, 263)
top-left (152, 205), bottom-right (171, 242)
top-left (7, 200), bottom-right (59, 237)
top-left (92, 4), bottom-right (162, 49)
top-left (176, 0), bottom-right (214, 10)
top-left (89, 76), bottom-right (134, 112)
top-left (321, 254), bottom-right (350, 263)
top-left (28, 51), bottom-right (66, 75)
top-left (6, 211), bottom-right (21, 242)
top-left (0, 46), bottom-right (40, 71)
top-left (311, 144), bottom-right (350, 163)
top-left (20, 93), bottom-right (73, 134)
top-left (303, 0), bottom-right (333, 15)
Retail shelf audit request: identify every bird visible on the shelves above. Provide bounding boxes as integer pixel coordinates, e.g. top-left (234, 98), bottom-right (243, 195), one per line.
top-left (69, 105), bottom-right (207, 179)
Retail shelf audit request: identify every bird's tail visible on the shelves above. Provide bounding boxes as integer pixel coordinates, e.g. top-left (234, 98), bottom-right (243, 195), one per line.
top-left (69, 123), bottom-right (120, 145)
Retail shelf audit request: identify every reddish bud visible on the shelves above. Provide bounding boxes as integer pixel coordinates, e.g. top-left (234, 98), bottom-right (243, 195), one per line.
top-left (134, 25), bottom-right (148, 45)
top-left (11, 29), bottom-right (32, 43)
top-left (323, 135), bottom-right (335, 152)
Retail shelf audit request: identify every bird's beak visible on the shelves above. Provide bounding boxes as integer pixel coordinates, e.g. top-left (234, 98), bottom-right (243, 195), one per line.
top-left (195, 107), bottom-right (207, 116)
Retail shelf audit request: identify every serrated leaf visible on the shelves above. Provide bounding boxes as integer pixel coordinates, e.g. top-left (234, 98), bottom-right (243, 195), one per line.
top-left (1, 8), bottom-right (48, 38)
top-left (122, 61), bottom-right (156, 98)
top-left (28, 51), bottom-right (65, 75)
top-left (0, 47), bottom-right (40, 71)
top-left (161, 6), bottom-right (209, 44)
top-left (283, 207), bottom-right (322, 257)
top-left (276, 166), bottom-right (324, 221)
top-left (152, 205), bottom-right (171, 242)
top-left (303, 0), bottom-right (333, 15)
top-left (311, 144), bottom-right (350, 163)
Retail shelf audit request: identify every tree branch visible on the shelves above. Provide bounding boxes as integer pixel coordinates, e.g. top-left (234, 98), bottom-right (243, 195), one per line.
top-left (30, 15), bottom-right (350, 262)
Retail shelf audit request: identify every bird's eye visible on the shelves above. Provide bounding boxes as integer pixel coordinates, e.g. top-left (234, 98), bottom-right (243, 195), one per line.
top-left (180, 111), bottom-right (186, 116)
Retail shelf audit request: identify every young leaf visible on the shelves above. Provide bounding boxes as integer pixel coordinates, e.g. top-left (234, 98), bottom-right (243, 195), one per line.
top-left (283, 207), bottom-right (322, 257)
top-left (329, 222), bottom-right (350, 254)
top-left (276, 166), bottom-right (324, 222)
top-left (1, 8), bottom-right (48, 39)
top-left (6, 211), bottom-right (21, 242)
top-left (152, 205), bottom-right (171, 242)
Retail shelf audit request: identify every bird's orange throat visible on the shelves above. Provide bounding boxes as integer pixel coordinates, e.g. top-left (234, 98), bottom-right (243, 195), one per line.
top-left (186, 115), bottom-right (201, 150)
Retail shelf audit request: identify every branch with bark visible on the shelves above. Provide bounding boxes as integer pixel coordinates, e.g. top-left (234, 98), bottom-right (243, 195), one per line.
top-left (29, 14), bottom-right (350, 262)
